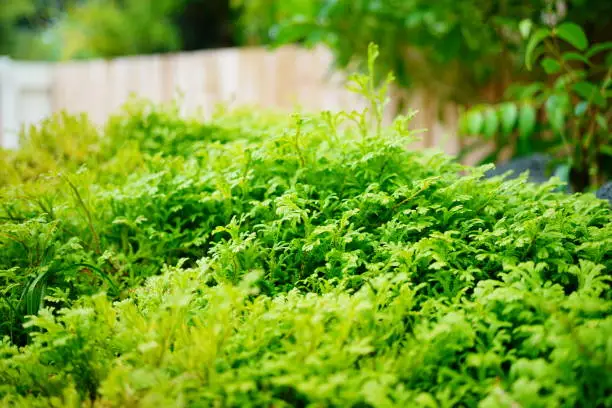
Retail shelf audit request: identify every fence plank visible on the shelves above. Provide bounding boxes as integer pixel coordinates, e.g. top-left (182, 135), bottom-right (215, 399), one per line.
top-left (1, 59), bottom-right (53, 149)
top-left (0, 57), bottom-right (18, 149)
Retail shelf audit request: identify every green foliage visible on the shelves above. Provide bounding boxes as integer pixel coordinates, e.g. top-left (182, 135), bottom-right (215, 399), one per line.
top-left (0, 0), bottom-right (74, 59)
top-left (232, 0), bottom-right (612, 103)
top-left (1, 0), bottom-right (241, 61)
top-left (459, 20), bottom-right (611, 192)
top-left (0, 98), bottom-right (290, 344)
top-left (1, 44), bottom-right (611, 407)
top-left (0, 0), bottom-right (34, 54)
top-left (56, 0), bottom-right (186, 60)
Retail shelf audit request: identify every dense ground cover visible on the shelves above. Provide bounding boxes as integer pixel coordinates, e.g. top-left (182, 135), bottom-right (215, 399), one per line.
top-left (1, 51), bottom-right (611, 407)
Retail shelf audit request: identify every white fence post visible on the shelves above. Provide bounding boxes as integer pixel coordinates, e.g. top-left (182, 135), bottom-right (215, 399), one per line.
top-left (0, 57), bottom-right (19, 149)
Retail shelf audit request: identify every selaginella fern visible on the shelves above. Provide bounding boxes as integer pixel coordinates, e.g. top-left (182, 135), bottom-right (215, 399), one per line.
top-left (0, 43), bottom-right (611, 408)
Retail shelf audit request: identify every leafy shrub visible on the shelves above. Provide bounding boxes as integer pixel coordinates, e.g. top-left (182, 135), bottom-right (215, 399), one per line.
top-left (460, 21), bottom-right (611, 192)
top-left (0, 99), bottom-right (291, 343)
top-left (1, 45), bottom-right (611, 407)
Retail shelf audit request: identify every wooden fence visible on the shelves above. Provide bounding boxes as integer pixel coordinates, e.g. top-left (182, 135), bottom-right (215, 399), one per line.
top-left (1, 45), bottom-right (486, 161)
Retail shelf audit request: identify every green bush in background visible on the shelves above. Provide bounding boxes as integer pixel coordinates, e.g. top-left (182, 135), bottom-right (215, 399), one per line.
top-left (0, 0), bottom-right (239, 60)
top-left (459, 20), bottom-right (611, 192)
top-left (233, 0), bottom-right (612, 104)
top-left (1, 45), bottom-right (611, 407)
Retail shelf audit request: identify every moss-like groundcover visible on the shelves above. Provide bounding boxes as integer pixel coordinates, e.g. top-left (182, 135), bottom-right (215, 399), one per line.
top-left (1, 47), bottom-right (611, 407)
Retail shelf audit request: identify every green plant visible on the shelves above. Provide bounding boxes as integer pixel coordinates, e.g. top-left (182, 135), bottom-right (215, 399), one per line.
top-left (0, 98), bottom-right (293, 344)
top-left (459, 20), bottom-right (611, 192)
top-left (1, 44), bottom-right (611, 407)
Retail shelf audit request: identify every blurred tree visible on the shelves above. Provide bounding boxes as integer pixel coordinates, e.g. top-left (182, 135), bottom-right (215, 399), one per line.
top-left (57, 0), bottom-right (186, 59)
top-left (0, 0), bottom-right (33, 53)
top-left (232, 0), bottom-right (612, 105)
top-left (0, 0), bottom-right (76, 59)
top-left (1, 0), bottom-right (240, 61)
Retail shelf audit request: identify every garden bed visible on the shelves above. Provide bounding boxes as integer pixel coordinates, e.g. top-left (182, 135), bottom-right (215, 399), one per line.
top-left (1, 74), bottom-right (611, 407)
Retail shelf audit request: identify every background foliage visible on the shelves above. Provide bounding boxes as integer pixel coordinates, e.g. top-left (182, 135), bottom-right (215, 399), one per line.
top-left (233, 0), bottom-right (612, 104)
top-left (0, 0), bottom-right (239, 60)
top-left (234, 0), bottom-right (612, 192)
top-left (459, 20), bottom-right (612, 192)
top-left (2, 2), bottom-right (610, 193)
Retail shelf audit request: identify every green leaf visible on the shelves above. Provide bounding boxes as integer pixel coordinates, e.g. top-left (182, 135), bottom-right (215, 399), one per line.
top-left (601, 144), bottom-right (612, 156)
top-left (585, 41), bottom-right (612, 58)
top-left (271, 21), bottom-right (320, 46)
top-left (541, 57), bottom-right (561, 74)
top-left (519, 19), bottom-right (533, 39)
top-left (23, 268), bottom-right (52, 317)
top-left (555, 22), bottom-right (588, 51)
top-left (549, 108), bottom-right (566, 134)
top-left (482, 108), bottom-right (499, 139)
top-left (554, 71), bottom-right (586, 90)
top-left (545, 95), bottom-right (567, 134)
top-left (573, 81), bottom-right (606, 108)
top-left (466, 110), bottom-right (484, 135)
top-left (517, 83), bottom-right (544, 100)
top-left (526, 28), bottom-right (551, 70)
top-left (499, 103), bottom-right (518, 135)
top-left (458, 111), bottom-right (470, 135)
top-left (518, 104), bottom-right (537, 141)
top-left (562, 52), bottom-right (590, 65)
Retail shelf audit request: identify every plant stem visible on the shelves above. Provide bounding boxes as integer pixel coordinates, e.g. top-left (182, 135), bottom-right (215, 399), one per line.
top-left (61, 174), bottom-right (102, 255)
